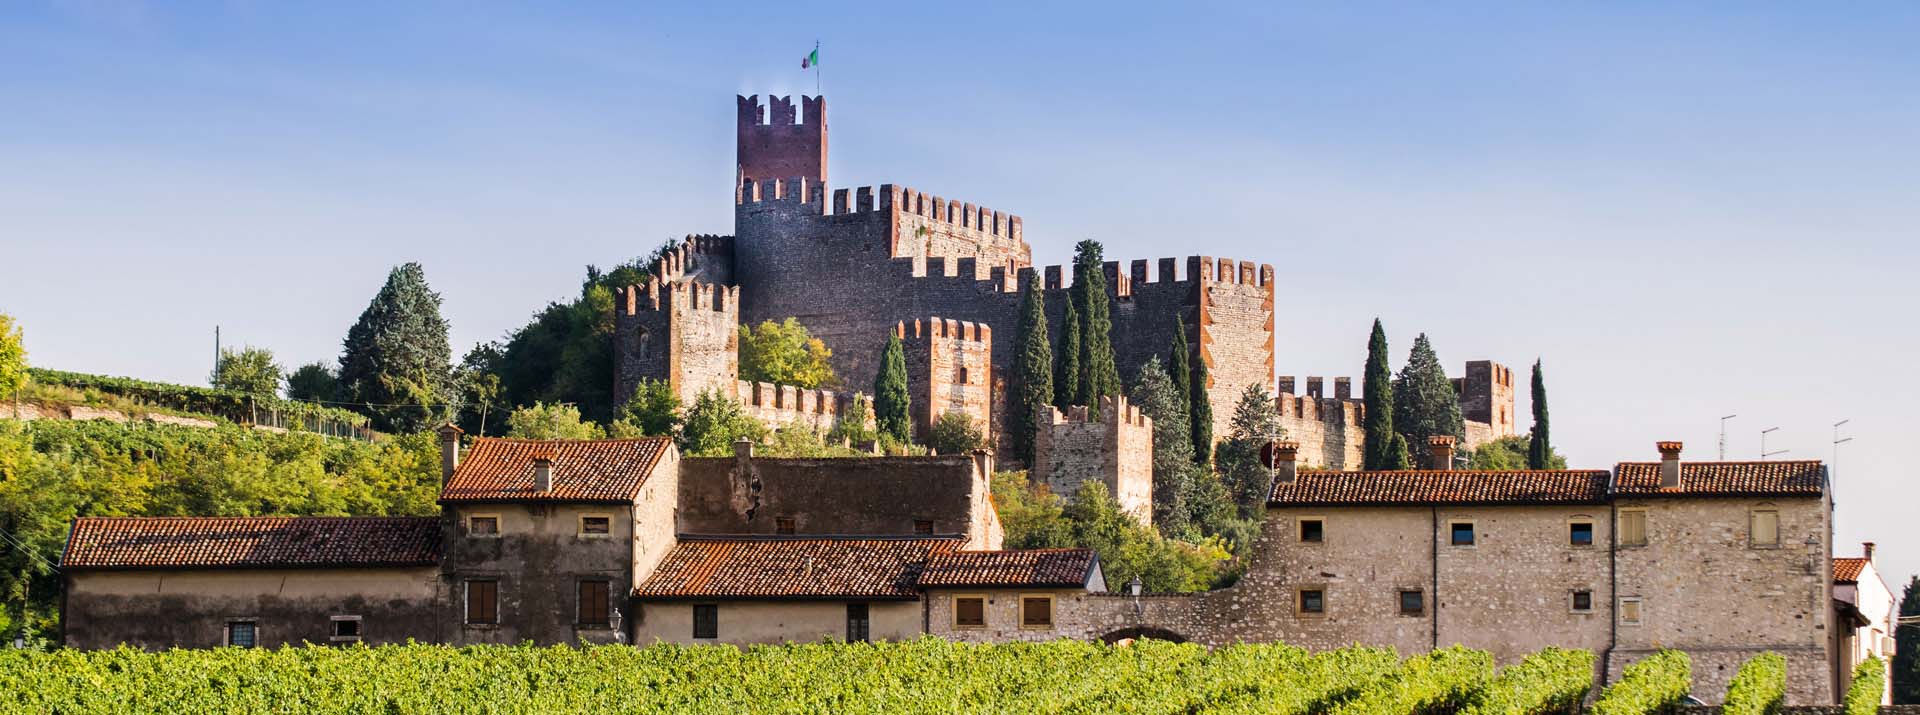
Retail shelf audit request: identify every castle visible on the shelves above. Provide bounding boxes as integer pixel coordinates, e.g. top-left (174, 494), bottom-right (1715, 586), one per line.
top-left (613, 95), bottom-right (1516, 473)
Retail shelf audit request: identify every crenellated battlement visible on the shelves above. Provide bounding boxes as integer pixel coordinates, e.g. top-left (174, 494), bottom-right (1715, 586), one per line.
top-left (1044, 395), bottom-right (1149, 429)
top-left (615, 279), bottom-right (739, 317)
top-left (1275, 390), bottom-right (1365, 427)
top-left (737, 95), bottom-right (827, 186)
top-left (895, 316), bottom-right (992, 345)
top-left (1032, 395), bottom-right (1154, 524)
top-left (1030, 254), bottom-right (1275, 295)
top-left (644, 234), bottom-right (735, 287)
top-left (737, 94), bottom-right (824, 127)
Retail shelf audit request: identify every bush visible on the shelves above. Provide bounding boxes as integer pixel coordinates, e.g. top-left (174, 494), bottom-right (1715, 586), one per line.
top-left (210, 347), bottom-right (283, 398)
top-left (991, 471), bottom-right (1231, 592)
top-left (678, 389), bottom-right (768, 456)
top-left (1845, 656), bottom-right (1887, 715)
top-left (1464, 648), bottom-right (1596, 715)
top-left (1723, 653), bottom-right (1785, 715)
top-left (1332, 646), bottom-right (1495, 715)
top-left (1593, 650), bottom-right (1691, 715)
top-left (613, 379), bottom-right (681, 437)
top-left (504, 402), bottom-right (604, 440)
top-left (738, 318), bottom-right (837, 389)
top-left (926, 411), bottom-right (983, 455)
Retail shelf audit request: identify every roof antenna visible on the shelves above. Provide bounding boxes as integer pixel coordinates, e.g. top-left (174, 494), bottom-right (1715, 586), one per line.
top-left (1717, 414), bottom-right (1736, 460)
top-left (1759, 427), bottom-right (1788, 460)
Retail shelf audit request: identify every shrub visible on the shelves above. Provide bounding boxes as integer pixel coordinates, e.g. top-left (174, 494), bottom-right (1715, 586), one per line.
top-left (738, 318), bottom-right (837, 389)
top-left (1844, 656), bottom-right (1886, 715)
top-left (925, 411), bottom-right (982, 455)
top-left (1593, 650), bottom-right (1691, 715)
top-left (679, 390), bottom-right (767, 456)
top-left (613, 378), bottom-right (681, 437)
top-left (1723, 653), bottom-right (1785, 715)
top-left (504, 402), bottom-right (605, 440)
top-left (1463, 647), bottom-right (1596, 715)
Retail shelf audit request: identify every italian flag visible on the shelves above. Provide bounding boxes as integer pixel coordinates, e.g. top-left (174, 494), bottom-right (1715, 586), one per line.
top-left (802, 46), bottom-right (818, 69)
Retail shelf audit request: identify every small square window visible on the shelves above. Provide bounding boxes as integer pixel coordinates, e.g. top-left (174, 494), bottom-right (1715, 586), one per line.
top-left (226, 621), bottom-right (257, 648)
top-left (1450, 522), bottom-right (1476, 546)
top-left (468, 515), bottom-right (499, 536)
top-left (1020, 596), bottom-right (1054, 628)
top-left (1299, 519), bottom-right (1324, 543)
top-left (1569, 522), bottom-right (1594, 547)
top-left (1572, 591), bottom-right (1594, 613)
top-left (775, 517), bottom-right (796, 535)
top-left (1298, 589), bottom-right (1325, 615)
top-left (330, 616), bottom-right (362, 641)
top-left (954, 596), bottom-right (986, 628)
top-left (580, 516), bottom-right (610, 536)
top-left (1398, 590), bottom-right (1424, 616)
top-left (914, 520), bottom-right (935, 535)
top-left (693, 604), bottom-right (718, 639)
top-left (1620, 598), bottom-right (1643, 625)
top-left (1619, 510), bottom-right (1648, 547)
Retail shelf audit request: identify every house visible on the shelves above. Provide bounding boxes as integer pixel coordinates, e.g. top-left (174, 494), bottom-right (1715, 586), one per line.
top-left (1833, 544), bottom-right (1897, 705)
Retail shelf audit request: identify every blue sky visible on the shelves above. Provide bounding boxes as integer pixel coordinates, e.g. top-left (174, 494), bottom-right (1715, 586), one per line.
top-left (2, 2), bottom-right (1917, 585)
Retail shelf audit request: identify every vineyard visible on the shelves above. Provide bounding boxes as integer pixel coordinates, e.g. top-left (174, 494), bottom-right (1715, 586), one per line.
top-left (0, 639), bottom-right (1714, 715)
top-left (24, 368), bottom-right (373, 437)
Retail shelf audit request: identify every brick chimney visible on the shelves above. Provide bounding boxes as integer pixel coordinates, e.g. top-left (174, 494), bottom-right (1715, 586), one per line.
top-left (532, 448), bottom-right (555, 493)
top-left (435, 423), bottom-right (463, 486)
top-left (1864, 542), bottom-right (1876, 563)
top-left (1269, 440), bottom-right (1300, 483)
top-left (1427, 435), bottom-right (1457, 471)
top-left (1657, 441), bottom-right (1683, 488)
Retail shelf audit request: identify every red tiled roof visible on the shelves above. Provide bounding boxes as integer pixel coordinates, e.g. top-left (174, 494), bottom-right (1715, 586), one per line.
top-left (440, 437), bottom-right (671, 503)
top-left (63, 517), bottom-right (442, 570)
top-left (1612, 461), bottom-right (1824, 497)
top-left (919, 548), bottom-right (1098, 589)
top-left (1833, 557), bottom-right (1868, 584)
top-left (634, 536), bottom-right (962, 600)
top-left (1269, 470), bottom-right (1612, 506)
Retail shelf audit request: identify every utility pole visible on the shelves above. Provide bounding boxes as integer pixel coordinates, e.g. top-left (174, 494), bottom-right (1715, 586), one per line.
top-left (1718, 414), bottom-right (1737, 460)
top-left (1760, 427), bottom-right (1787, 460)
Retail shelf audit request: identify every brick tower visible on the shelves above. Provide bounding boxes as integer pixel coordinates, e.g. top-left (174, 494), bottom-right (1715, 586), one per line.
top-left (736, 94), bottom-right (827, 186)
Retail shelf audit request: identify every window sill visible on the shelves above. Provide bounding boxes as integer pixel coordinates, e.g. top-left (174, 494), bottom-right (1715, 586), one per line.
top-left (576, 534), bottom-right (612, 540)
top-left (952, 624), bottom-right (987, 630)
top-left (575, 624), bottom-right (613, 631)
top-left (1017, 624), bottom-right (1055, 631)
top-left (328, 636), bottom-right (363, 643)
top-left (463, 623), bottom-right (500, 630)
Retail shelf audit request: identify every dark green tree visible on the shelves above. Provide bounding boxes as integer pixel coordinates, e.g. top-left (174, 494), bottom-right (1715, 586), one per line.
top-left (1168, 317), bottom-right (1194, 421)
top-left (1393, 333), bottom-right (1465, 450)
top-left (338, 262), bottom-right (455, 433)
top-left (1528, 359), bottom-right (1553, 470)
top-left (1071, 240), bottom-right (1121, 413)
top-left (1054, 299), bottom-right (1080, 410)
top-left (1896, 576), bottom-right (1920, 704)
top-left (1130, 357), bottom-right (1195, 536)
top-left (872, 332), bottom-right (911, 444)
top-left (1215, 383), bottom-right (1283, 519)
top-left (285, 362), bottom-right (342, 404)
top-left (1009, 272), bottom-right (1053, 464)
top-left (1363, 319), bottom-right (1411, 470)
top-left (611, 378), bottom-right (681, 438)
top-left (211, 347), bottom-right (283, 398)
top-left (1190, 352), bottom-right (1214, 466)
top-left (926, 411), bottom-right (983, 455)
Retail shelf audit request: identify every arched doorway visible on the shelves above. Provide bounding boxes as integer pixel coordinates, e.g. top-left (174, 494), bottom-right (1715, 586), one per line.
top-left (1099, 627), bottom-right (1188, 644)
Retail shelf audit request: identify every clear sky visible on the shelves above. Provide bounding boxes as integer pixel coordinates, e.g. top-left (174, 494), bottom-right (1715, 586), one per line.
top-left (2, 2), bottom-right (1915, 586)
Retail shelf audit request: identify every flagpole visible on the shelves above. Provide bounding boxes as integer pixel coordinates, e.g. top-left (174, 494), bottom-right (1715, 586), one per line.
top-left (815, 40), bottom-right (821, 96)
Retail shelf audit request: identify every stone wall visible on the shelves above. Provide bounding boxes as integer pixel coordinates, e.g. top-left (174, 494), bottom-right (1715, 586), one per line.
top-left (440, 503), bottom-right (635, 646)
top-left (897, 317), bottom-right (992, 445)
top-left (1031, 396), bottom-right (1154, 524)
top-left (62, 567), bottom-right (441, 650)
top-left (677, 448), bottom-right (1002, 549)
top-left (1274, 390), bottom-right (1363, 470)
top-left (613, 278), bottom-right (739, 407)
top-left (733, 380), bottom-right (867, 435)
top-left (925, 588), bottom-right (1109, 643)
top-left (633, 600), bottom-right (919, 646)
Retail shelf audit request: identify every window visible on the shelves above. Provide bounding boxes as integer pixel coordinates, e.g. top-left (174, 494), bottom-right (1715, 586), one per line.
top-left (1569, 521), bottom-right (1594, 547)
top-left (846, 603), bottom-right (870, 642)
top-left (226, 620), bottom-right (257, 647)
top-left (465, 580), bottom-right (498, 625)
top-left (914, 520), bottom-right (935, 535)
top-left (1619, 510), bottom-right (1648, 547)
top-left (1750, 509), bottom-right (1780, 547)
top-left (578, 581), bottom-right (610, 627)
top-left (953, 596), bottom-right (986, 628)
top-left (1020, 595), bottom-right (1054, 629)
top-left (1298, 589), bottom-right (1325, 616)
top-left (692, 604), bottom-right (718, 639)
top-left (329, 616), bottom-right (362, 642)
top-left (1450, 522), bottom-right (1476, 546)
top-left (1619, 598), bottom-right (1643, 625)
top-left (467, 515), bottom-right (499, 536)
top-left (1299, 518), bottom-right (1325, 543)
top-left (775, 517), bottom-right (796, 535)
top-left (959, 367), bottom-right (971, 384)
top-left (1571, 591), bottom-right (1593, 613)
top-left (1398, 590), bottom-right (1424, 616)
top-left (579, 515), bottom-right (611, 537)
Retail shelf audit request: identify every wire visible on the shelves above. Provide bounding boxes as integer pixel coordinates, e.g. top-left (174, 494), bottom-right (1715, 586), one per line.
top-left (0, 529), bottom-right (58, 574)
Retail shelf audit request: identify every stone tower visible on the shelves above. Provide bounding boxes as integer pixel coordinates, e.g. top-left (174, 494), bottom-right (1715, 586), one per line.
top-left (1032, 395), bottom-right (1154, 526)
top-left (736, 94), bottom-right (827, 187)
top-left (896, 317), bottom-right (993, 445)
top-left (613, 274), bottom-right (740, 407)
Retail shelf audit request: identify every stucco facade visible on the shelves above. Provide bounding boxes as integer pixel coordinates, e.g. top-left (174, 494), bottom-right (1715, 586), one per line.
top-left (633, 600), bottom-right (921, 645)
top-left (63, 567), bottom-right (440, 650)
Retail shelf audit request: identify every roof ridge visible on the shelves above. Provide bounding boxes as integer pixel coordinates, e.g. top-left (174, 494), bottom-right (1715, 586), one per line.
top-left (471, 436), bottom-right (673, 445)
top-left (676, 533), bottom-right (966, 542)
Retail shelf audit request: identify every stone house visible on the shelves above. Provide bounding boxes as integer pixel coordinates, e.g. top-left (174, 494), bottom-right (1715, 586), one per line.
top-left (1833, 544), bottom-right (1897, 705)
top-left (919, 549), bottom-right (1106, 643)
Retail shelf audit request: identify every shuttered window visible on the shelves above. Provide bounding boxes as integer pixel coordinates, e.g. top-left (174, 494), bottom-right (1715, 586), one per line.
top-left (954, 597), bottom-right (985, 628)
top-left (466, 580), bottom-right (498, 625)
top-left (1619, 510), bottom-right (1648, 547)
top-left (578, 581), bottom-right (610, 627)
top-left (1750, 509), bottom-right (1780, 547)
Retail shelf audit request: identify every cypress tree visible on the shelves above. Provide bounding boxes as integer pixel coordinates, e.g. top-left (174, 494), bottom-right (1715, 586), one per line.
top-left (1527, 359), bottom-right (1552, 470)
top-left (1054, 299), bottom-right (1080, 410)
top-left (338, 262), bottom-right (454, 433)
top-left (1190, 351), bottom-right (1214, 465)
top-left (1071, 240), bottom-right (1120, 414)
top-left (1894, 575), bottom-right (1920, 704)
top-left (1010, 272), bottom-right (1053, 465)
top-left (1167, 316), bottom-right (1193, 428)
top-left (1362, 319), bottom-right (1408, 470)
top-left (872, 332), bottom-right (911, 444)
top-left (1392, 333), bottom-right (1465, 449)
top-left (1129, 357), bottom-right (1194, 536)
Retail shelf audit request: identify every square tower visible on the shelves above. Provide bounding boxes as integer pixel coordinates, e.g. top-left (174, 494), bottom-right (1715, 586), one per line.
top-left (897, 317), bottom-right (993, 445)
top-left (737, 95), bottom-right (827, 186)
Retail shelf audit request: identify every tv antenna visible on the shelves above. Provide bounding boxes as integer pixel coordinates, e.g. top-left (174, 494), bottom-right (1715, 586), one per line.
top-left (1718, 414), bottom-right (1737, 460)
top-left (1831, 419), bottom-right (1852, 471)
top-left (1759, 427), bottom-right (1788, 460)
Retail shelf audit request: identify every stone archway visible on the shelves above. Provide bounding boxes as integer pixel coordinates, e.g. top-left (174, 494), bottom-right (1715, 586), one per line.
top-left (1099, 627), bottom-right (1188, 644)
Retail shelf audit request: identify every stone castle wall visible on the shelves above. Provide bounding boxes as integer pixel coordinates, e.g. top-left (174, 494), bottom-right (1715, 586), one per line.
top-left (613, 278), bottom-right (739, 407)
top-left (897, 317), bottom-right (993, 444)
top-left (1032, 395), bottom-right (1154, 524)
top-left (1273, 361), bottom-right (1517, 468)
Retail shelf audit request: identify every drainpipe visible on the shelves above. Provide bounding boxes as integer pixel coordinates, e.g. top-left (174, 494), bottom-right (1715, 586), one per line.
top-left (1603, 468), bottom-right (1619, 690)
top-left (1430, 506), bottom-right (1439, 651)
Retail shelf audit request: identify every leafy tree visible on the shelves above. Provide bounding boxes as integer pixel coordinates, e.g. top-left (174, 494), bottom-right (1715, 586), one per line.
top-left (1528, 359), bottom-right (1553, 470)
top-left (1054, 299), bottom-right (1080, 410)
top-left (992, 471), bottom-right (1231, 593)
top-left (210, 347), bottom-right (282, 398)
top-left (1393, 333), bottom-right (1464, 450)
top-left (1468, 435), bottom-right (1567, 470)
top-left (1130, 358), bottom-right (1195, 536)
top-left (610, 378), bottom-right (680, 438)
top-left (1897, 576), bottom-right (1920, 704)
top-left (459, 370), bottom-right (503, 436)
top-left (1363, 319), bottom-right (1411, 470)
top-left (1215, 383), bottom-right (1283, 519)
top-left (826, 394), bottom-right (877, 448)
top-left (0, 314), bottom-right (26, 402)
top-left (504, 402), bottom-right (605, 440)
top-left (338, 263), bottom-right (455, 433)
top-left (1070, 240), bottom-right (1120, 413)
top-left (285, 362), bottom-right (342, 404)
top-left (1189, 345), bottom-right (1213, 466)
top-left (1009, 273), bottom-right (1052, 465)
top-left (738, 318), bottom-right (837, 389)
top-left (678, 390), bottom-right (768, 456)
top-left (872, 333), bottom-right (911, 444)
top-left (926, 411), bottom-right (983, 455)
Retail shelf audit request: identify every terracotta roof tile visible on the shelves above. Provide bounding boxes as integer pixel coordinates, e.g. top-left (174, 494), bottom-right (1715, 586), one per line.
top-left (63, 516), bottom-right (442, 570)
top-left (1269, 470), bottom-right (1612, 506)
top-left (440, 437), bottom-right (670, 503)
top-left (919, 548), bottom-right (1098, 588)
top-left (1833, 557), bottom-right (1868, 584)
top-left (1613, 461), bottom-right (1824, 497)
top-left (635, 536), bottom-right (962, 600)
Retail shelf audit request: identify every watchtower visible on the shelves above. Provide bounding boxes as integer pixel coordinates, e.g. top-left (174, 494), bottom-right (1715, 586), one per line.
top-left (737, 95), bottom-right (827, 186)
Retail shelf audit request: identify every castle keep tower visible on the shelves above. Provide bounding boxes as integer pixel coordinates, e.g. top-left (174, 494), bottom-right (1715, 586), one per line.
top-left (1032, 395), bottom-right (1154, 525)
top-left (613, 273), bottom-right (739, 407)
top-left (737, 95), bottom-right (827, 186)
top-left (897, 317), bottom-right (993, 445)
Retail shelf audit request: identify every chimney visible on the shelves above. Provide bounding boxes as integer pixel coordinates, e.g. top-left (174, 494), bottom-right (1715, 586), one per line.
top-left (435, 423), bottom-right (463, 486)
top-left (971, 448), bottom-right (994, 483)
top-left (1864, 542), bottom-right (1876, 563)
top-left (1269, 440), bottom-right (1300, 483)
top-left (532, 448), bottom-right (554, 493)
top-left (734, 439), bottom-right (755, 462)
top-left (1427, 435), bottom-right (1457, 471)
top-left (1657, 441), bottom-right (1683, 488)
